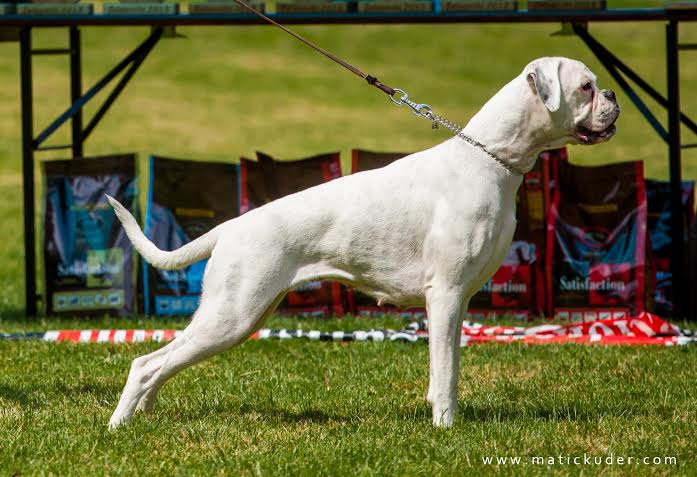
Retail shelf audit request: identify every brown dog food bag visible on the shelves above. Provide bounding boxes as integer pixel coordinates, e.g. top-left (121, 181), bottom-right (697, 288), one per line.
top-left (240, 151), bottom-right (343, 214)
top-left (43, 154), bottom-right (138, 316)
top-left (546, 159), bottom-right (649, 317)
top-left (350, 149), bottom-right (411, 173)
top-left (240, 151), bottom-right (345, 316)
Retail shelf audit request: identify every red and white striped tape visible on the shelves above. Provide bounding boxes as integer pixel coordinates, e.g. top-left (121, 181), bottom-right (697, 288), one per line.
top-left (1, 312), bottom-right (692, 347)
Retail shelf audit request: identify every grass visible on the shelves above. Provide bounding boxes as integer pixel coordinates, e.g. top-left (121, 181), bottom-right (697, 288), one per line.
top-left (1, 5), bottom-right (697, 476)
top-left (1, 316), bottom-right (697, 476)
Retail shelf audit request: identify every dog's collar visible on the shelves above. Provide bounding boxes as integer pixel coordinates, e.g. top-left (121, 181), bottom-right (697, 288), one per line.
top-left (454, 130), bottom-right (526, 176)
top-left (422, 109), bottom-right (525, 176)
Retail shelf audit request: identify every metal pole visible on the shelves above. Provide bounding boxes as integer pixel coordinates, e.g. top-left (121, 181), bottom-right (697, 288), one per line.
top-left (20, 27), bottom-right (37, 317)
top-left (69, 26), bottom-right (83, 158)
top-left (666, 20), bottom-right (686, 318)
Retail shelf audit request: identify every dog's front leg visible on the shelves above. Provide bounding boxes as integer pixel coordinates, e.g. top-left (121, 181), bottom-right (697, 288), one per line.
top-left (426, 288), bottom-right (466, 427)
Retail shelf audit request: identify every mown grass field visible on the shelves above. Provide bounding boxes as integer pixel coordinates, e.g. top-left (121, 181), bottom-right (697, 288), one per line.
top-left (2, 3), bottom-right (697, 475)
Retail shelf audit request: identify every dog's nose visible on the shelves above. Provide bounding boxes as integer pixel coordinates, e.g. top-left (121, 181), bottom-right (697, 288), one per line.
top-left (603, 90), bottom-right (617, 102)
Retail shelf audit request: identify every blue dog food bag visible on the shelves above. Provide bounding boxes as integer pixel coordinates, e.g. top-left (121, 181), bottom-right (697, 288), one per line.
top-left (43, 154), bottom-right (138, 316)
top-left (143, 156), bottom-right (239, 316)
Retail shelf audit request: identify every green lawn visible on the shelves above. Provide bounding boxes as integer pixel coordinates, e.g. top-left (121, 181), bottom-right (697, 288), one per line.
top-left (1, 316), bottom-right (696, 476)
top-left (1, 7), bottom-right (697, 476)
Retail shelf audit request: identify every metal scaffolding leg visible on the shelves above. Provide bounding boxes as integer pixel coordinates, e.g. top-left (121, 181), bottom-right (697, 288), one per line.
top-left (576, 22), bottom-right (693, 318)
top-left (20, 27), bottom-right (36, 317)
top-left (70, 26), bottom-right (83, 159)
top-left (666, 20), bottom-right (687, 318)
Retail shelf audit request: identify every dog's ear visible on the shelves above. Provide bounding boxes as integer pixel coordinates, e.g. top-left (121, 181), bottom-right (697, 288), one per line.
top-left (525, 58), bottom-right (562, 112)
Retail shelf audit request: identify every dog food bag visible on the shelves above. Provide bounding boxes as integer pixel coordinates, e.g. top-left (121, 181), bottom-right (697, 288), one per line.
top-left (468, 148), bottom-right (567, 320)
top-left (546, 160), bottom-right (649, 316)
top-left (240, 151), bottom-right (345, 316)
top-left (240, 151), bottom-right (343, 214)
top-left (350, 149), bottom-right (410, 174)
top-left (43, 154), bottom-right (138, 316)
top-left (143, 156), bottom-right (239, 316)
top-left (345, 150), bottom-right (425, 317)
top-left (646, 179), bottom-right (695, 316)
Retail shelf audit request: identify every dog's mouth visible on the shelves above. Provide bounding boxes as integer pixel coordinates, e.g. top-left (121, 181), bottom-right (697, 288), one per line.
top-left (575, 122), bottom-right (617, 145)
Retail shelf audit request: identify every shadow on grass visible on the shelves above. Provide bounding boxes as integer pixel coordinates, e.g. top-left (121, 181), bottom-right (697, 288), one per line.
top-left (396, 400), bottom-right (650, 424)
top-left (0, 384), bottom-right (32, 406)
top-left (173, 399), bottom-right (353, 425)
top-left (0, 380), bottom-right (120, 410)
top-left (0, 306), bottom-right (32, 322)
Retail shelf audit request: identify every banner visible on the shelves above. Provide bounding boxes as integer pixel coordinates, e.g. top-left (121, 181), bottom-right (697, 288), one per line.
top-left (43, 154), bottom-right (138, 316)
top-left (143, 156), bottom-right (238, 315)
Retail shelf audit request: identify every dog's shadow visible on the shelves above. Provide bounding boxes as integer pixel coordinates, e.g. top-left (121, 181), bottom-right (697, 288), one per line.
top-left (0, 381), bottom-right (120, 410)
top-left (175, 400), bottom-right (352, 425)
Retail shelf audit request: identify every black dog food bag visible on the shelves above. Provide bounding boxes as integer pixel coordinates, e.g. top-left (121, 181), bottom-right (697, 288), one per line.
top-left (43, 154), bottom-right (138, 316)
top-left (546, 160), bottom-right (649, 317)
top-left (240, 151), bottom-right (345, 316)
top-left (646, 179), bottom-right (694, 316)
top-left (143, 156), bottom-right (239, 316)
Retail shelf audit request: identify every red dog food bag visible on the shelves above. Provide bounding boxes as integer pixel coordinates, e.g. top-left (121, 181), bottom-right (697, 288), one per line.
top-left (240, 151), bottom-right (345, 316)
top-left (546, 159), bottom-right (649, 316)
top-left (469, 148), bottom-right (567, 319)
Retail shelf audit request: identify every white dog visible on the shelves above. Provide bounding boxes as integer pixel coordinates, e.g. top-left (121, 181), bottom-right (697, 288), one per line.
top-left (107, 57), bottom-right (619, 429)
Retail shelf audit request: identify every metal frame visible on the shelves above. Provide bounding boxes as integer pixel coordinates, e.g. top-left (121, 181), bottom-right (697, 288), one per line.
top-left (8, 9), bottom-right (697, 317)
top-left (18, 26), bottom-right (162, 315)
top-left (573, 22), bottom-right (696, 318)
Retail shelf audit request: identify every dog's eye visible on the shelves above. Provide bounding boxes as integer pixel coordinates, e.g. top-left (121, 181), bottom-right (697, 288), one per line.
top-left (582, 82), bottom-right (593, 91)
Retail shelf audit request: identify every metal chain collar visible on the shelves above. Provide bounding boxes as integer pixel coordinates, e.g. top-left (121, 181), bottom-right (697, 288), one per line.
top-left (389, 89), bottom-right (525, 176)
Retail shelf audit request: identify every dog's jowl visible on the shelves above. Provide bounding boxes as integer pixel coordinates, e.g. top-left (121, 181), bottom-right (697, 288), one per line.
top-left (107, 57), bottom-right (619, 429)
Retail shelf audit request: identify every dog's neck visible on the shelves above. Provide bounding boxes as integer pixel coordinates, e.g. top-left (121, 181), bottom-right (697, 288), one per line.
top-left (461, 75), bottom-right (560, 174)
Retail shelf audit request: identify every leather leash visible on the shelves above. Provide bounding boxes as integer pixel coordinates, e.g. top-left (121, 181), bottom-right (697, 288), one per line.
top-left (227, 0), bottom-right (525, 176)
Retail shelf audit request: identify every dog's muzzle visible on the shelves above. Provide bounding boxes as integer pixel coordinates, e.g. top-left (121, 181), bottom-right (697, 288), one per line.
top-left (575, 90), bottom-right (620, 145)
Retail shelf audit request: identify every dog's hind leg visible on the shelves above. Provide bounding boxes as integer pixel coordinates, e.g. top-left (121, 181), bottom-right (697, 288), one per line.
top-left (108, 280), bottom-right (286, 429)
top-left (134, 292), bottom-right (285, 415)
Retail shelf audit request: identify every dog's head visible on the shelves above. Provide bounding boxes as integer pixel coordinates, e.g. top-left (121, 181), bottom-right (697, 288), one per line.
top-left (524, 57), bottom-right (620, 149)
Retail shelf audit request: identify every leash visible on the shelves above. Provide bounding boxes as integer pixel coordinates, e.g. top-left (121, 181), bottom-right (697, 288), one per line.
top-left (227, 0), bottom-right (524, 176)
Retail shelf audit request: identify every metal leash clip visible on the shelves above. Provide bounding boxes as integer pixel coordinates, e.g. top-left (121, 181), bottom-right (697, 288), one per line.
top-left (389, 88), bottom-right (439, 129)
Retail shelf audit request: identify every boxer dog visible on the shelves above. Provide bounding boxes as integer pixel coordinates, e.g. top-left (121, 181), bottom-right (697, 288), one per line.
top-left (107, 57), bottom-right (619, 429)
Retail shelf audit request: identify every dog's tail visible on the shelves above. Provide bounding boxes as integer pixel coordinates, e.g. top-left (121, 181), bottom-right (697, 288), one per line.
top-left (106, 195), bottom-right (220, 270)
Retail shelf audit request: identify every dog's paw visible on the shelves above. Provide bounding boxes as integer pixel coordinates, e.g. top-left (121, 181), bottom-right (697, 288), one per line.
top-left (107, 413), bottom-right (130, 431)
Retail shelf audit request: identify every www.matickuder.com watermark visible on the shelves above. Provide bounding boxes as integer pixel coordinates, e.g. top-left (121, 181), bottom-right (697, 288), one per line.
top-left (482, 454), bottom-right (678, 466)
